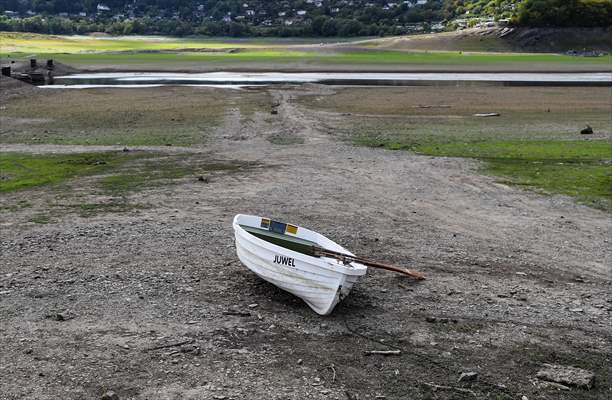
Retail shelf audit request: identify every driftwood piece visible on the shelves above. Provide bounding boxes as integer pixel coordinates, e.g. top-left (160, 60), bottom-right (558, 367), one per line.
top-left (144, 339), bottom-right (195, 351)
top-left (364, 350), bottom-right (401, 356)
top-left (422, 382), bottom-right (477, 397)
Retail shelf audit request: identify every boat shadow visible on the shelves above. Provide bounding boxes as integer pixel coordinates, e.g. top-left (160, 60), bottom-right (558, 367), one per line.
top-left (241, 272), bottom-right (382, 316)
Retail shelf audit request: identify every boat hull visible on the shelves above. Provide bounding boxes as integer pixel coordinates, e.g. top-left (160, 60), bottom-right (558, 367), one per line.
top-left (233, 214), bottom-right (367, 315)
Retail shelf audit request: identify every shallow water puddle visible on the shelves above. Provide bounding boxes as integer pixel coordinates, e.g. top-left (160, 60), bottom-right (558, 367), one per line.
top-left (46, 71), bottom-right (612, 88)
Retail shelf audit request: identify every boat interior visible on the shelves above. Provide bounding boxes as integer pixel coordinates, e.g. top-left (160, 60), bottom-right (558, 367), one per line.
top-left (240, 225), bottom-right (318, 256)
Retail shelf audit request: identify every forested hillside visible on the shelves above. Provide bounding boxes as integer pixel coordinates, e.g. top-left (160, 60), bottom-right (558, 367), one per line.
top-left (0, 0), bottom-right (610, 37)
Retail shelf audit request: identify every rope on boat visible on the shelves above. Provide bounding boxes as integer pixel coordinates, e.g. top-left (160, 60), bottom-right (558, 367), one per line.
top-left (311, 246), bottom-right (425, 280)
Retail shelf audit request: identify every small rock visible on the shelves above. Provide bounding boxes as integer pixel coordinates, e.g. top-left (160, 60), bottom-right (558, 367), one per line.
top-left (271, 109), bottom-right (278, 115)
top-left (536, 363), bottom-right (595, 389)
top-left (248, 303), bottom-right (258, 308)
top-left (297, 358), bottom-right (303, 365)
top-left (101, 391), bottom-right (119, 400)
top-left (580, 125), bottom-right (593, 135)
top-left (197, 176), bottom-right (209, 183)
top-left (122, 147), bottom-right (130, 152)
top-left (48, 312), bottom-right (70, 321)
top-left (458, 372), bottom-right (478, 382)
top-left (521, 396), bottom-right (528, 400)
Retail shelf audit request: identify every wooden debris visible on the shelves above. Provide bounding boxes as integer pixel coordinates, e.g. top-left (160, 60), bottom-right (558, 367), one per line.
top-left (364, 350), bottom-right (401, 356)
top-left (423, 382), bottom-right (477, 397)
top-left (144, 339), bottom-right (195, 352)
top-left (222, 311), bottom-right (251, 317)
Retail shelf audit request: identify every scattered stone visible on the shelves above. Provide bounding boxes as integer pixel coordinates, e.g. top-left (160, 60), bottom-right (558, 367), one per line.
top-left (580, 125), bottom-right (593, 135)
top-left (101, 391), bottom-right (119, 400)
top-left (271, 109), bottom-right (278, 115)
top-left (122, 147), bottom-right (130, 152)
top-left (46, 312), bottom-right (71, 322)
top-left (425, 317), bottom-right (457, 324)
top-left (458, 372), bottom-right (478, 383)
top-left (570, 308), bottom-right (584, 313)
top-left (197, 176), bottom-right (210, 183)
top-left (536, 363), bottom-right (595, 389)
top-left (516, 272), bottom-right (527, 276)
top-left (297, 358), bottom-right (303, 365)
top-left (473, 112), bottom-right (500, 117)
top-left (248, 303), bottom-right (258, 308)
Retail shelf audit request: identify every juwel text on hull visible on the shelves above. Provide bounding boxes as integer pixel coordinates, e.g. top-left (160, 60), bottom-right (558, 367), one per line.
top-left (274, 255), bottom-right (296, 267)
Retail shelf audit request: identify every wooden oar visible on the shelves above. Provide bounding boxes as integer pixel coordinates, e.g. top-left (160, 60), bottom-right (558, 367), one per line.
top-left (311, 246), bottom-right (425, 280)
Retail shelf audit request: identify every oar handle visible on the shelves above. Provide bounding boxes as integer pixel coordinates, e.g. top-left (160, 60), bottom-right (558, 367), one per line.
top-left (313, 246), bottom-right (425, 280)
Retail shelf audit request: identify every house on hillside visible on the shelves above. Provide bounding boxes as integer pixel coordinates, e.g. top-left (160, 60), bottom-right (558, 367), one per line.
top-left (97, 4), bottom-right (110, 13)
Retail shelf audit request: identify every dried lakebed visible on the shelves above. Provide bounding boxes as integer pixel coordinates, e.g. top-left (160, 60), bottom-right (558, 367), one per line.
top-left (1, 84), bottom-right (610, 400)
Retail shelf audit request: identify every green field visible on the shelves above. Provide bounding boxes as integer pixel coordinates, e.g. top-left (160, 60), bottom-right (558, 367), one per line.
top-left (417, 140), bottom-right (612, 211)
top-left (2, 31), bottom-right (611, 70)
top-left (0, 152), bottom-right (141, 192)
top-left (0, 151), bottom-right (243, 219)
top-left (356, 135), bottom-right (612, 211)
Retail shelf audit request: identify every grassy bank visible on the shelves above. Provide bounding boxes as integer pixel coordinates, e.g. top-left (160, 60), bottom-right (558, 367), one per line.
top-left (301, 86), bottom-right (612, 211)
top-left (418, 140), bottom-right (611, 211)
top-left (355, 137), bottom-right (612, 211)
top-left (0, 151), bottom-right (245, 220)
top-left (0, 151), bottom-right (141, 192)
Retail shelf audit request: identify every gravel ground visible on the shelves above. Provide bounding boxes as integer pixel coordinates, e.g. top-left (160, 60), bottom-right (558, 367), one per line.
top-left (1, 84), bottom-right (610, 400)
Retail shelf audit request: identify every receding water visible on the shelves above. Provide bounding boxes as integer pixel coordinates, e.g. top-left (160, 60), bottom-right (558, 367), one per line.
top-left (45, 71), bottom-right (612, 88)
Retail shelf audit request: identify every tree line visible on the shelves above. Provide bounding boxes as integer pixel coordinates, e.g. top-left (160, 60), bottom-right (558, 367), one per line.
top-left (0, 0), bottom-right (609, 37)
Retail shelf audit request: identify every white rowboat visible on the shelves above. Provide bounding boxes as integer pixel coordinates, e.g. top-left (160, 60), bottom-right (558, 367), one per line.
top-left (233, 214), bottom-right (368, 315)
